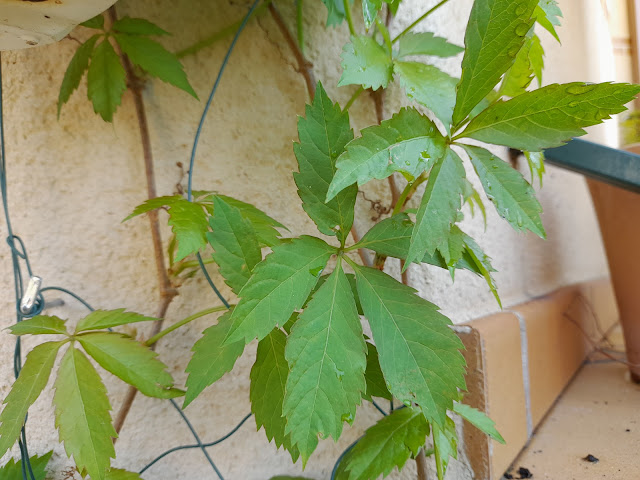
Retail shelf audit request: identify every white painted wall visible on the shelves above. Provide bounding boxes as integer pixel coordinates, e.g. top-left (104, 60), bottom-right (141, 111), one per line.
top-left (0, 0), bottom-right (621, 478)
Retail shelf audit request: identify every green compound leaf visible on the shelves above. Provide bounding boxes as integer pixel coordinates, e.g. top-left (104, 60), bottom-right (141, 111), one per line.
top-left (362, 0), bottom-right (383, 29)
top-left (353, 266), bottom-right (466, 426)
top-left (462, 145), bottom-right (545, 238)
top-left (534, 0), bottom-right (562, 42)
top-left (335, 407), bottom-right (429, 480)
top-left (215, 195), bottom-right (286, 247)
top-left (78, 332), bottom-right (181, 399)
top-left (105, 469), bottom-right (145, 480)
top-left (453, 0), bottom-right (538, 126)
top-left (184, 311), bottom-right (244, 407)
top-left (81, 14), bottom-right (105, 30)
top-left (321, 0), bottom-right (349, 27)
top-left (453, 402), bottom-right (505, 443)
top-left (525, 150), bottom-right (545, 186)
top-left (406, 148), bottom-right (466, 266)
top-left (0, 342), bottom-right (63, 458)
top-left (394, 61), bottom-right (458, 133)
top-left (58, 35), bottom-right (100, 118)
top-left (0, 451), bottom-right (52, 480)
top-left (294, 82), bottom-right (356, 244)
top-left (327, 108), bottom-right (446, 201)
top-left (283, 263), bottom-right (366, 463)
top-left (250, 328), bottom-right (299, 462)
top-left (112, 17), bottom-right (170, 36)
top-left (87, 39), bottom-right (127, 122)
top-left (208, 196), bottom-right (262, 295)
top-left (433, 416), bottom-right (457, 480)
top-left (500, 33), bottom-right (544, 98)
top-left (9, 315), bottom-right (69, 336)
top-left (75, 309), bottom-right (158, 333)
top-left (460, 82), bottom-right (640, 151)
top-left (114, 33), bottom-right (197, 98)
top-left (339, 35), bottom-right (393, 91)
top-left (362, 342), bottom-right (392, 401)
top-left (224, 236), bottom-right (335, 345)
top-left (396, 32), bottom-right (464, 59)
top-left (53, 347), bottom-right (116, 480)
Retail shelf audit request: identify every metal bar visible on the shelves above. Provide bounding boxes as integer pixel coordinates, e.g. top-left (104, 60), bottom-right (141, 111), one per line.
top-left (545, 138), bottom-right (640, 193)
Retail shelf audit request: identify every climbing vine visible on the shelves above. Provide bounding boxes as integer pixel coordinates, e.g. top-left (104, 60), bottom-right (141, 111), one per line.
top-left (1, 0), bottom-right (638, 479)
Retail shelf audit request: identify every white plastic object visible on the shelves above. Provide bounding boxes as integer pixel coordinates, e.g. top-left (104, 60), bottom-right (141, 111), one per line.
top-left (0, 0), bottom-right (118, 51)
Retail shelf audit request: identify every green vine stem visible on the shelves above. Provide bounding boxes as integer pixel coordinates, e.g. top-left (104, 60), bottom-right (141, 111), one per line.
top-left (343, 0), bottom-right (356, 35)
top-left (176, 0), bottom-right (272, 58)
top-left (392, 0), bottom-right (452, 43)
top-left (145, 305), bottom-right (229, 347)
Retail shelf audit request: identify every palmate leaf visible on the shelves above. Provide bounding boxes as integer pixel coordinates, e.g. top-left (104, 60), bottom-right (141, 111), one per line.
top-left (339, 36), bottom-right (393, 91)
top-left (453, 0), bottom-right (538, 126)
top-left (460, 82), bottom-right (640, 151)
top-left (396, 32), bottom-right (464, 59)
top-left (58, 35), bottom-right (100, 118)
top-left (223, 236), bottom-right (334, 345)
top-left (462, 145), bottom-right (545, 237)
top-left (114, 34), bottom-right (197, 98)
top-left (406, 148), bottom-right (466, 266)
top-left (112, 17), bottom-right (170, 36)
top-left (283, 263), bottom-right (366, 463)
top-left (125, 195), bottom-right (210, 261)
top-left (335, 407), bottom-right (429, 480)
top-left (394, 61), bottom-right (458, 133)
top-left (184, 310), bottom-right (244, 407)
top-left (250, 328), bottom-right (299, 462)
top-left (453, 402), bottom-right (505, 443)
top-left (534, 0), bottom-right (562, 42)
top-left (353, 265), bottom-right (466, 426)
top-left (327, 108), bottom-right (446, 201)
top-left (0, 451), bottom-right (52, 480)
top-left (75, 309), bottom-right (158, 333)
top-left (293, 83), bottom-right (356, 244)
top-left (9, 315), bottom-right (69, 336)
top-left (78, 332), bottom-right (181, 399)
top-left (500, 33), bottom-right (544, 98)
top-left (87, 39), bottom-right (127, 122)
top-left (432, 416), bottom-right (457, 480)
top-left (363, 342), bottom-right (392, 401)
top-left (215, 194), bottom-right (286, 247)
top-left (208, 196), bottom-right (262, 294)
top-left (53, 347), bottom-right (117, 480)
top-left (0, 342), bottom-right (63, 458)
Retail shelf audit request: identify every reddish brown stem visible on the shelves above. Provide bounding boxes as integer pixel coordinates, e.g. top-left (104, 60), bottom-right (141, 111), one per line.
top-left (107, 6), bottom-right (178, 439)
top-left (268, 2), bottom-right (316, 100)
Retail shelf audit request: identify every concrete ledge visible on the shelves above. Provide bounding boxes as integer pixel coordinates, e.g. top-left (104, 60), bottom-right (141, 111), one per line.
top-left (458, 278), bottom-right (618, 480)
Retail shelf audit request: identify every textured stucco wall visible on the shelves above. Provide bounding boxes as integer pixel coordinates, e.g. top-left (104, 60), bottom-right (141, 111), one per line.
top-left (0, 0), bottom-right (620, 478)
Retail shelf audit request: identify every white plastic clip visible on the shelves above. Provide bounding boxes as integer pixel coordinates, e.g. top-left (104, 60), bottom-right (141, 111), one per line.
top-left (20, 276), bottom-right (42, 314)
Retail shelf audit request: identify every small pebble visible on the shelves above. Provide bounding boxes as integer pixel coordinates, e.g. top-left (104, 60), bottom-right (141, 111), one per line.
top-left (517, 466), bottom-right (533, 478)
top-left (583, 454), bottom-right (599, 463)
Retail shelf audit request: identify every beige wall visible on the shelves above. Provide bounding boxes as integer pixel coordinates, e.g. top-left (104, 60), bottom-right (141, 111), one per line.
top-left (0, 0), bottom-right (624, 478)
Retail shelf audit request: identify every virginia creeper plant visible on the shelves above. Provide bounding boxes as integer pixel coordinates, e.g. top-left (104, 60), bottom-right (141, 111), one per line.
top-left (1, 0), bottom-right (639, 479)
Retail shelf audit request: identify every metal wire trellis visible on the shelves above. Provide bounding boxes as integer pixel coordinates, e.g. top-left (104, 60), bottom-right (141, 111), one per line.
top-left (1, 1), bottom-right (387, 478)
